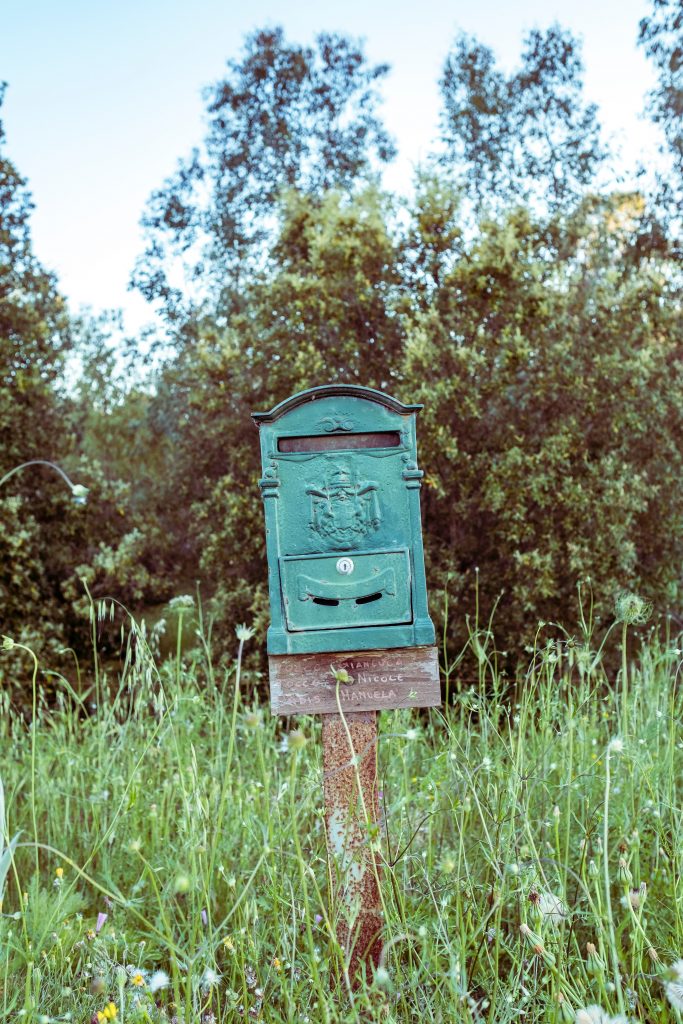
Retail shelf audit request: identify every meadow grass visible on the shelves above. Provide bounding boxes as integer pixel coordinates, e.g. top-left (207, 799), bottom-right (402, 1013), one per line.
top-left (0, 597), bottom-right (682, 1023)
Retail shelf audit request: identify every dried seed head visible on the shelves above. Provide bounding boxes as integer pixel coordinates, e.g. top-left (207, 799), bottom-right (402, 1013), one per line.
top-left (614, 591), bottom-right (652, 625)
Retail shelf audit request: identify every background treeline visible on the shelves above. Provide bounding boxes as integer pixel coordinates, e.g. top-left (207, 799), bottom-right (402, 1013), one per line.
top-left (1, 2), bottom-right (682, 686)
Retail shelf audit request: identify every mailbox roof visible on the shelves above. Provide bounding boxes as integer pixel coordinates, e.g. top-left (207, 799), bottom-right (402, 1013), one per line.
top-left (252, 384), bottom-right (422, 424)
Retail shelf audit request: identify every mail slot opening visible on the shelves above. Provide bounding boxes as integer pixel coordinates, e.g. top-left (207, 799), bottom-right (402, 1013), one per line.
top-left (356, 592), bottom-right (382, 605)
top-left (313, 596), bottom-right (339, 607)
top-left (278, 431), bottom-right (401, 453)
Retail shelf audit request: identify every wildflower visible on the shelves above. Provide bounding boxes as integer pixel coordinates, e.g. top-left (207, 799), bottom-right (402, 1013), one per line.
top-left (331, 666), bottom-right (352, 685)
top-left (664, 978), bottom-right (683, 1012)
top-left (575, 1007), bottom-right (610, 1024)
top-left (71, 484), bottom-right (89, 505)
top-left (2, 636), bottom-right (15, 650)
top-left (622, 883), bottom-right (647, 910)
top-left (288, 729), bottom-right (307, 752)
top-left (614, 591), bottom-right (652, 625)
top-left (405, 728), bottom-right (419, 741)
top-left (575, 1008), bottom-right (630, 1024)
top-left (271, 957), bottom-right (282, 972)
top-left (374, 966), bottom-right (391, 989)
top-left (95, 912), bottom-right (107, 933)
top-left (235, 623), bottom-right (255, 641)
top-left (55, 867), bottom-right (64, 879)
top-left (96, 1003), bottom-right (118, 1022)
top-left (223, 936), bottom-right (235, 952)
top-left (586, 942), bottom-right (605, 977)
top-left (537, 891), bottom-right (568, 925)
top-left (131, 973), bottom-right (145, 987)
top-left (169, 594), bottom-right (195, 611)
top-left (608, 737), bottom-right (624, 755)
top-left (149, 971), bottom-right (170, 993)
top-left (556, 993), bottom-right (575, 1023)
top-left (441, 855), bottom-right (456, 874)
top-left (617, 858), bottom-right (633, 885)
top-left (662, 960), bottom-right (683, 1009)
top-left (86, 930), bottom-right (96, 940)
top-left (202, 967), bottom-right (221, 990)
top-left (520, 924), bottom-right (544, 953)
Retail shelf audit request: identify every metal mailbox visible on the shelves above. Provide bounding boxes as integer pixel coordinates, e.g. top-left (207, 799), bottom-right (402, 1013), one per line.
top-left (252, 384), bottom-right (436, 658)
top-left (252, 383), bottom-right (441, 982)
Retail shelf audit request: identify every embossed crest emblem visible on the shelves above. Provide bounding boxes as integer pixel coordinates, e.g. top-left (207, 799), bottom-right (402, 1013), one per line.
top-left (307, 461), bottom-right (381, 550)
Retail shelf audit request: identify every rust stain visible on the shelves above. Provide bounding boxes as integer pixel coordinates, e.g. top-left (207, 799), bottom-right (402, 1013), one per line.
top-left (322, 710), bottom-right (383, 984)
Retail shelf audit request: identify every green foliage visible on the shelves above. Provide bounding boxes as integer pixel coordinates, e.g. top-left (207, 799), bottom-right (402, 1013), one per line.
top-left (405, 187), bottom-right (683, 654)
top-left (0, 83), bottom-right (72, 467)
top-left (4, 16), bottom-right (683, 678)
top-left (1, 616), bottom-right (683, 1021)
top-left (639, 0), bottom-right (683, 247)
top-left (141, 186), bottom-right (405, 647)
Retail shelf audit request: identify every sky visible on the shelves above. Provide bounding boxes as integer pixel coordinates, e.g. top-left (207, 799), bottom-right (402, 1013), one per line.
top-left (2, 0), bottom-right (660, 339)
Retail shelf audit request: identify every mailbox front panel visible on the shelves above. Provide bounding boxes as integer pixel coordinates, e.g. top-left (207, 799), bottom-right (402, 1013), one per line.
top-left (253, 386), bottom-right (436, 655)
top-left (281, 549), bottom-right (412, 631)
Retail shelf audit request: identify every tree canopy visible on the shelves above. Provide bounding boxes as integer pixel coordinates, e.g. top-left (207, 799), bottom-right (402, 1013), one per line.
top-left (132, 28), bottom-right (395, 335)
top-left (2, 5), bottom-right (682, 686)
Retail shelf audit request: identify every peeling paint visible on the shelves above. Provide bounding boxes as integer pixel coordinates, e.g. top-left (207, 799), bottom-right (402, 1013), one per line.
top-left (322, 710), bottom-right (383, 984)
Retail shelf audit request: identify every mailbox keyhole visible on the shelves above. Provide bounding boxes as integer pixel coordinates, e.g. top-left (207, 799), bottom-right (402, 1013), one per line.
top-left (356, 592), bottom-right (382, 605)
top-left (313, 597), bottom-right (339, 607)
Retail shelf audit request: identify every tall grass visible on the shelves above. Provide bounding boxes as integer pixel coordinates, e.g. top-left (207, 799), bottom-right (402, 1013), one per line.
top-left (0, 597), bottom-right (682, 1023)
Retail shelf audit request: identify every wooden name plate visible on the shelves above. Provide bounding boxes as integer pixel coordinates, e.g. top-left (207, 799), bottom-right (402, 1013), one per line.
top-left (269, 645), bottom-right (441, 716)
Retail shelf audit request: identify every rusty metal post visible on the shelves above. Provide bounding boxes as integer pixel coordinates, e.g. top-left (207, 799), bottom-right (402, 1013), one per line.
top-left (322, 710), bottom-right (383, 983)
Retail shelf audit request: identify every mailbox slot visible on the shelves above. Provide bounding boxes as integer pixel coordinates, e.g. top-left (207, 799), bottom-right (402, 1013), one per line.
top-left (281, 549), bottom-right (412, 631)
top-left (278, 431), bottom-right (401, 453)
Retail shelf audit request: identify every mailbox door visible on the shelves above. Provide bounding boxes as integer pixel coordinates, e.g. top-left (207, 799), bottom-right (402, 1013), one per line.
top-left (280, 549), bottom-right (412, 631)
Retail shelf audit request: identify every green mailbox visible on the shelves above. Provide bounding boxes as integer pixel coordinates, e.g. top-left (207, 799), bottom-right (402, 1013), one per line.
top-left (252, 384), bottom-right (436, 656)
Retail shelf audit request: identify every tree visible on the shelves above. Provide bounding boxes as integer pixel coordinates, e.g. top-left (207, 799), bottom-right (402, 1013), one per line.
top-left (0, 82), bottom-right (76, 660)
top-left (403, 181), bottom-right (683, 657)
top-left (132, 27), bottom-right (395, 334)
top-left (439, 26), bottom-right (606, 216)
top-left (639, 0), bottom-right (683, 249)
top-left (141, 186), bottom-right (405, 645)
top-left (0, 83), bottom-right (72, 468)
top-left (0, 101), bottom-right (164, 679)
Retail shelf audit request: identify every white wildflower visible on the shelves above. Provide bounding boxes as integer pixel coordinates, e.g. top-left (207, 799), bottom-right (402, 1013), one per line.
top-left (575, 1007), bottom-right (610, 1024)
top-left (71, 484), bottom-right (89, 505)
top-left (202, 967), bottom-right (221, 990)
top-left (614, 591), bottom-right (652, 625)
top-left (664, 982), bottom-right (683, 1011)
top-left (538, 891), bottom-right (568, 925)
top-left (670, 960), bottom-right (683, 982)
top-left (149, 970), bottom-right (170, 992)
top-left (608, 737), bottom-right (624, 755)
top-left (663, 960), bottom-right (683, 1010)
